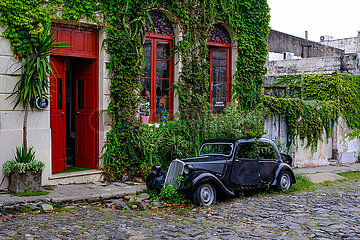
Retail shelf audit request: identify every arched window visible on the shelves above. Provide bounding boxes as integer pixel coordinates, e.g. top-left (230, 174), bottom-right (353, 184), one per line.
top-left (207, 24), bottom-right (231, 114)
top-left (140, 12), bottom-right (174, 122)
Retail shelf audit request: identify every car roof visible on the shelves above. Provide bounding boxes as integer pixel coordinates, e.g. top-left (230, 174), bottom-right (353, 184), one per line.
top-left (202, 138), bottom-right (274, 145)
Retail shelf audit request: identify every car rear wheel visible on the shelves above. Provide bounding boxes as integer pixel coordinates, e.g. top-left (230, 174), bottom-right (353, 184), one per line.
top-left (277, 171), bottom-right (292, 191)
top-left (193, 183), bottom-right (217, 206)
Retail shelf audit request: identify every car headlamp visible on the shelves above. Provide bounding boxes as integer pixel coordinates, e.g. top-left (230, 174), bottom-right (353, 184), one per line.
top-left (183, 164), bottom-right (192, 175)
top-left (151, 165), bottom-right (162, 175)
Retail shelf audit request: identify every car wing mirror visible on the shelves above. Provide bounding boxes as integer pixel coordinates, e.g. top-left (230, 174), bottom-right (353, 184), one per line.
top-left (281, 153), bottom-right (293, 166)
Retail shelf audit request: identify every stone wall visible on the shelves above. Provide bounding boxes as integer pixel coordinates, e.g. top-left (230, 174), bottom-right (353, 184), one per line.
top-left (267, 29), bottom-right (344, 58)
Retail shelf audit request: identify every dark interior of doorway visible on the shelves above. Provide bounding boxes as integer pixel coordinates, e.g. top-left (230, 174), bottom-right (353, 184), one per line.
top-left (65, 57), bottom-right (76, 168)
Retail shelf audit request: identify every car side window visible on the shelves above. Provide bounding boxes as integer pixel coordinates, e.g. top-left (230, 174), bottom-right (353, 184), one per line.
top-left (236, 143), bottom-right (259, 159)
top-left (258, 143), bottom-right (276, 160)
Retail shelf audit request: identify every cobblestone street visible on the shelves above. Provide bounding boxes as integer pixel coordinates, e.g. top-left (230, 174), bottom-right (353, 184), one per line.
top-left (0, 180), bottom-right (359, 240)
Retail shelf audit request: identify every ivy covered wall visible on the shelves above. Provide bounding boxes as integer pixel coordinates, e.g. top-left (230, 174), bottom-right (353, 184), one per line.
top-left (0, 0), bottom-right (270, 179)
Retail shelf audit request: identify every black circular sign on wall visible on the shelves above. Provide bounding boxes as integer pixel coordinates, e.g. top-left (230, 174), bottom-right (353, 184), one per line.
top-left (35, 96), bottom-right (49, 110)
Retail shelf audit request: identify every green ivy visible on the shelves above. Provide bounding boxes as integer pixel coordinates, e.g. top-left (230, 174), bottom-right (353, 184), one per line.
top-left (266, 71), bottom-right (360, 150)
top-left (1, 0), bottom-right (270, 180)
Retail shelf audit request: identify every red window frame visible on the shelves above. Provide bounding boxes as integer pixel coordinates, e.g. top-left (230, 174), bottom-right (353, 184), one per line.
top-left (142, 33), bottom-right (174, 122)
top-left (208, 41), bottom-right (231, 114)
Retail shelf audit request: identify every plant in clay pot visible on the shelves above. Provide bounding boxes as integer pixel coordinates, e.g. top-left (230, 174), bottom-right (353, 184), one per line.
top-left (140, 97), bottom-right (150, 123)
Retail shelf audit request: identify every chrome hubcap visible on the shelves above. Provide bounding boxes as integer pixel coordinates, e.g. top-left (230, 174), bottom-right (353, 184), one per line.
top-left (280, 172), bottom-right (291, 190)
top-left (200, 184), bottom-right (214, 205)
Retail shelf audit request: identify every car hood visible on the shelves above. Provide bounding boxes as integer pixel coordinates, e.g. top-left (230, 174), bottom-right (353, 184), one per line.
top-left (181, 155), bottom-right (228, 175)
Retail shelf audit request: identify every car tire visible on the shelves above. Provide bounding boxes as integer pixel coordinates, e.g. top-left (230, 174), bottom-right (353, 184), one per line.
top-left (193, 183), bottom-right (217, 206)
top-left (277, 170), bottom-right (292, 191)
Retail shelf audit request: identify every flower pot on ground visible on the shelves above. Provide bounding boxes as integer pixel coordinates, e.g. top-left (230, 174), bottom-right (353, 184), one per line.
top-left (3, 146), bottom-right (44, 193)
top-left (8, 168), bottom-right (42, 193)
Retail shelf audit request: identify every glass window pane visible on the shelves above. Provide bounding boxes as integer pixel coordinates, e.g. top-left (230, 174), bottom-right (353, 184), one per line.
top-left (237, 143), bottom-right (258, 159)
top-left (199, 143), bottom-right (233, 156)
top-left (258, 143), bottom-right (276, 159)
top-left (57, 78), bottom-right (63, 110)
top-left (212, 50), bottom-right (227, 66)
top-left (78, 79), bottom-right (84, 109)
top-left (140, 78), bottom-right (151, 116)
top-left (144, 40), bottom-right (151, 58)
top-left (212, 66), bottom-right (227, 114)
top-left (156, 42), bottom-right (170, 60)
top-left (142, 59), bottom-right (151, 78)
top-left (156, 79), bottom-right (169, 116)
top-left (156, 60), bottom-right (169, 78)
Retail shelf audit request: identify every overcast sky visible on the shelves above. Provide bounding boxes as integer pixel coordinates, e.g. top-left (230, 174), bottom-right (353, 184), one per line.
top-left (267, 0), bottom-right (360, 41)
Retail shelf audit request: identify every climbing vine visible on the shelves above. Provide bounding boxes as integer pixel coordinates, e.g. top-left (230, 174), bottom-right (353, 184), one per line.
top-left (266, 71), bottom-right (360, 150)
top-left (0, 0), bottom-right (270, 180)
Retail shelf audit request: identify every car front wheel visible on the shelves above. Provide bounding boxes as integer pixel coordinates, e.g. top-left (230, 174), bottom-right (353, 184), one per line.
top-left (193, 183), bottom-right (217, 206)
top-left (277, 171), bottom-right (292, 191)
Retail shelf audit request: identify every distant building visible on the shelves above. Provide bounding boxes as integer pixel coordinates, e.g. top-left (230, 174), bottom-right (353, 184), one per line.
top-left (320, 32), bottom-right (360, 53)
top-left (266, 29), bottom-right (344, 61)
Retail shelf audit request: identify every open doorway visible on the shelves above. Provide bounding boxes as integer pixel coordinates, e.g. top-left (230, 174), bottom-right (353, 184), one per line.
top-left (50, 56), bottom-right (98, 173)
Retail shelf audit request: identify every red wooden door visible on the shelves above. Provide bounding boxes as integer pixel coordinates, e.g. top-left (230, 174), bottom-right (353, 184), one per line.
top-left (50, 56), bottom-right (67, 173)
top-left (74, 59), bottom-right (96, 168)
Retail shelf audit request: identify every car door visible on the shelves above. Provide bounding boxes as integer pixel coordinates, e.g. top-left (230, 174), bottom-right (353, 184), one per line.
top-left (258, 142), bottom-right (278, 183)
top-left (230, 142), bottom-right (259, 186)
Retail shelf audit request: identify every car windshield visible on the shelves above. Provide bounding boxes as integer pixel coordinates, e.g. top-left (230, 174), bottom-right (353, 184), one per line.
top-left (199, 143), bottom-right (233, 156)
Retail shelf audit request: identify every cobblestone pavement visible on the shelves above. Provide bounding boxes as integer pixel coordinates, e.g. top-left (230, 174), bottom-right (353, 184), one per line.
top-left (0, 180), bottom-right (359, 240)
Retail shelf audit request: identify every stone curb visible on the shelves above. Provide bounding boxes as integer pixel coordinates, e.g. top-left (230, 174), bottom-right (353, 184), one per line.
top-left (0, 183), bottom-right (147, 214)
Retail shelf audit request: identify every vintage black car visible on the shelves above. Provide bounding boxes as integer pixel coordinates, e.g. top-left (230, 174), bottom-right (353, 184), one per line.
top-left (146, 138), bottom-right (296, 206)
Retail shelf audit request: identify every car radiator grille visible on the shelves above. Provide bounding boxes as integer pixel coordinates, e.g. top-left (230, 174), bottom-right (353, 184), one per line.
top-left (164, 159), bottom-right (185, 189)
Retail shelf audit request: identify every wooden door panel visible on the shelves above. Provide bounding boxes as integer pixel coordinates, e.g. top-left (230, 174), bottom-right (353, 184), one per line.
top-left (50, 56), bottom-right (67, 173)
top-left (74, 58), bottom-right (97, 169)
top-left (51, 25), bottom-right (98, 59)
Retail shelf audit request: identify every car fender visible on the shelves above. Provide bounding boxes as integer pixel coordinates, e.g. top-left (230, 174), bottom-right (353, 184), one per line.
top-left (271, 163), bottom-right (296, 186)
top-left (186, 172), bottom-right (235, 196)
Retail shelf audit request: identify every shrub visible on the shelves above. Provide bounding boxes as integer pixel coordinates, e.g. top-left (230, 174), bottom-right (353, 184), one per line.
top-left (3, 146), bottom-right (44, 176)
top-left (158, 185), bottom-right (189, 204)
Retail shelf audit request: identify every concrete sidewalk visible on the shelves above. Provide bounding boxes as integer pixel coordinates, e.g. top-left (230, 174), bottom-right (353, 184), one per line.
top-left (0, 182), bottom-right (146, 210)
top-left (294, 163), bottom-right (360, 183)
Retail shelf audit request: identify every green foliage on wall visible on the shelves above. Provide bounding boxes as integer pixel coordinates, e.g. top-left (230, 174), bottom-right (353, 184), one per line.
top-left (0, 0), bottom-right (98, 59)
top-left (266, 71), bottom-right (360, 150)
top-left (99, 0), bottom-right (270, 180)
top-left (0, 0), bottom-right (270, 180)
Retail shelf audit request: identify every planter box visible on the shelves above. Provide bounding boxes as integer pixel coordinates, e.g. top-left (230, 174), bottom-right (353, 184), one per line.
top-left (8, 168), bottom-right (42, 193)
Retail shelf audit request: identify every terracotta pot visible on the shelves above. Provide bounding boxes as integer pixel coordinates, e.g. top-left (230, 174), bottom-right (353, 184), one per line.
top-left (140, 115), bottom-right (150, 124)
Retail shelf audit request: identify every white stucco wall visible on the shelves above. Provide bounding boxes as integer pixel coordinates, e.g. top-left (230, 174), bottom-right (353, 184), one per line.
top-left (98, 29), bottom-right (111, 169)
top-left (333, 117), bottom-right (360, 164)
top-left (0, 25), bottom-right (52, 189)
top-left (263, 113), bottom-right (359, 167)
top-left (292, 134), bottom-right (330, 167)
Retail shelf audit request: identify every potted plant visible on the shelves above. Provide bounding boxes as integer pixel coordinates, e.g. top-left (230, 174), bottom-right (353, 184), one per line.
top-left (160, 110), bottom-right (169, 123)
top-left (140, 98), bottom-right (150, 124)
top-left (2, 23), bottom-right (64, 193)
top-left (3, 146), bottom-right (44, 193)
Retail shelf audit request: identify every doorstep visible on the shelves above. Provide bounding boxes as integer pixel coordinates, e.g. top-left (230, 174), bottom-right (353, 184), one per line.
top-left (48, 169), bottom-right (104, 185)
